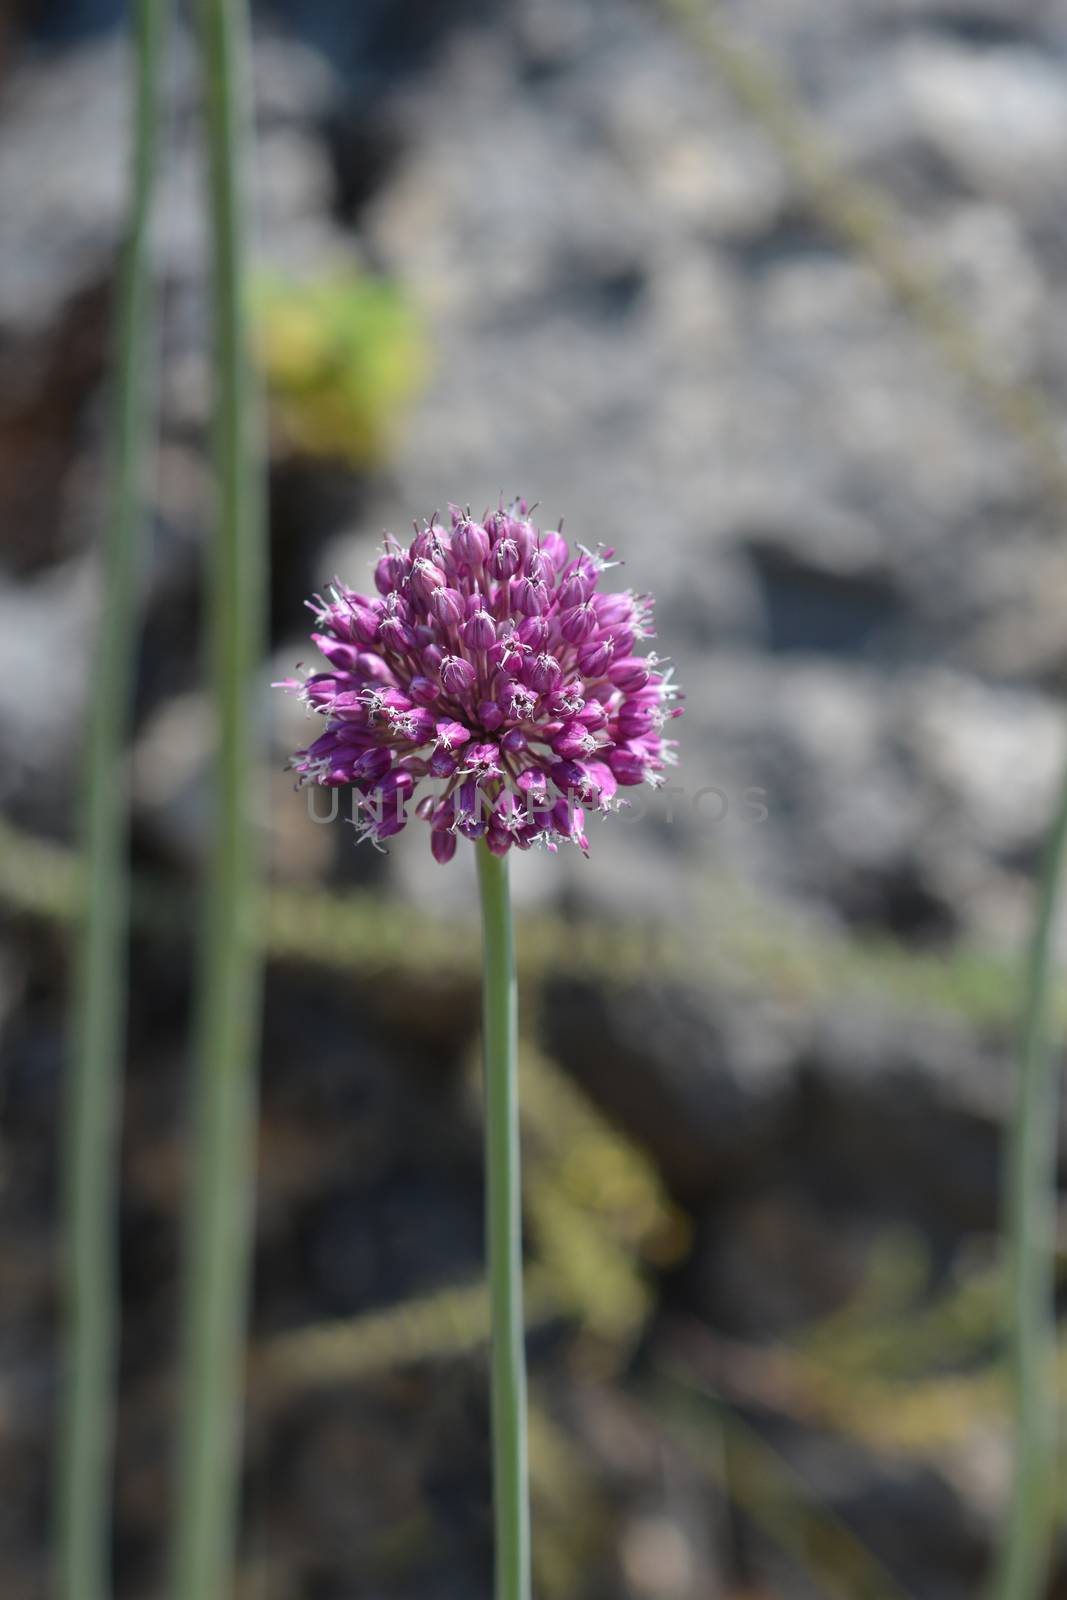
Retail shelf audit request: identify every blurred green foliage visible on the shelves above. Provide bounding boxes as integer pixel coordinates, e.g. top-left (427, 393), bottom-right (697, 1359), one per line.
top-left (252, 270), bottom-right (428, 467)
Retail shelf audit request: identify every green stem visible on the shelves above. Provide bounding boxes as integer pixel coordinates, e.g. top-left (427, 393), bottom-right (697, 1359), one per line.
top-left (476, 842), bottom-right (532, 1600)
top-left (170, 0), bottom-right (265, 1594)
top-left (993, 752), bottom-right (1067, 1600)
top-left (58, 5), bottom-right (166, 1596)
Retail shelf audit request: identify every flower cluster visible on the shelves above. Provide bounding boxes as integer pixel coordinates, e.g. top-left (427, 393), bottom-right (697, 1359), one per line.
top-left (280, 501), bottom-right (682, 860)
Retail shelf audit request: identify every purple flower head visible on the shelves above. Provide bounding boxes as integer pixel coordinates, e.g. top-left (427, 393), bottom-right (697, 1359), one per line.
top-left (282, 501), bottom-right (682, 857)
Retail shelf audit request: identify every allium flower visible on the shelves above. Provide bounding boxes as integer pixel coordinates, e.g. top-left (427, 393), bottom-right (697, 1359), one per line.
top-left (279, 500), bottom-right (682, 859)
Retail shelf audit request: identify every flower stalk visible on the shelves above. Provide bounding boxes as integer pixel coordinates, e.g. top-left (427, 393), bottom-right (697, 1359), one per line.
top-left (477, 841), bottom-right (531, 1600)
top-left (278, 497), bottom-right (681, 1596)
top-left (170, 0), bottom-right (265, 1594)
top-left (992, 752), bottom-right (1067, 1600)
top-left (58, 4), bottom-right (166, 1595)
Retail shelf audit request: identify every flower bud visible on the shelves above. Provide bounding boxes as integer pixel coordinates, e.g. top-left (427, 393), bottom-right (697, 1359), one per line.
top-left (453, 518), bottom-right (491, 565)
top-left (391, 706), bottom-right (436, 743)
top-left (353, 747), bottom-right (393, 785)
top-left (371, 807), bottom-right (408, 841)
top-left (540, 529), bottom-right (569, 570)
top-left (577, 698), bottom-right (607, 729)
top-left (374, 551), bottom-right (408, 594)
top-left (559, 602), bottom-right (598, 643)
top-left (526, 652), bottom-right (562, 694)
top-left (301, 673), bottom-right (338, 709)
top-left (548, 682), bottom-right (585, 717)
top-left (498, 681), bottom-right (537, 722)
top-left (489, 536), bottom-right (520, 580)
top-left (608, 656), bottom-right (650, 692)
top-left (431, 827), bottom-right (457, 864)
top-left (489, 632), bottom-right (526, 672)
top-left (411, 526), bottom-right (447, 561)
top-left (516, 576), bottom-right (549, 616)
top-left (435, 719), bottom-right (471, 750)
top-left (508, 518), bottom-right (537, 565)
top-left (605, 626), bottom-right (636, 658)
top-left (462, 609), bottom-right (496, 650)
top-left (312, 634), bottom-right (363, 673)
top-left (409, 676), bottom-right (439, 707)
top-left (376, 689), bottom-right (413, 716)
top-left (582, 760), bottom-right (618, 808)
top-left (595, 592), bottom-right (634, 626)
top-left (409, 557), bottom-right (446, 606)
top-left (379, 613), bottom-right (415, 651)
top-left (466, 742), bottom-right (504, 780)
top-left (379, 767), bottom-right (415, 799)
top-left (303, 728), bottom-right (349, 763)
top-left (558, 570), bottom-right (594, 608)
top-left (328, 691), bottom-right (370, 723)
top-left (552, 721), bottom-right (598, 760)
top-left (616, 700), bottom-right (657, 738)
top-left (517, 766), bottom-right (549, 801)
top-left (551, 796), bottom-right (587, 850)
top-left (430, 586), bottom-right (465, 626)
top-left (517, 614), bottom-right (550, 650)
top-left (551, 758), bottom-right (587, 796)
top-left (455, 778), bottom-right (488, 838)
top-left (577, 639), bottom-right (612, 677)
top-left (440, 654), bottom-right (477, 695)
top-left (607, 743), bottom-right (647, 785)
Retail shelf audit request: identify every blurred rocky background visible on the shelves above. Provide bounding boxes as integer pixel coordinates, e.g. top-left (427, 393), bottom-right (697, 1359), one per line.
top-left (3, 0), bottom-right (1067, 1595)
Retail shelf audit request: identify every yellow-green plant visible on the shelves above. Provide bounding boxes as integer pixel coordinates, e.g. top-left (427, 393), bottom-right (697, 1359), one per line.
top-left (253, 270), bottom-right (427, 466)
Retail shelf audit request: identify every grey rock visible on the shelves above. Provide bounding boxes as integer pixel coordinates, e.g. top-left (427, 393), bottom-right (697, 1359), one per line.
top-left (901, 40), bottom-right (1067, 208)
top-left (543, 973), bottom-right (803, 1196)
top-left (0, 556), bottom-right (95, 799)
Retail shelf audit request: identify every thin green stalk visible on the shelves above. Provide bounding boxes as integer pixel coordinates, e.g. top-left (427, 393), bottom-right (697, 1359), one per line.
top-left (170, 0), bottom-right (265, 1594)
top-left (993, 753), bottom-right (1067, 1600)
top-left (58, 5), bottom-right (166, 1596)
top-left (476, 843), bottom-right (532, 1600)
